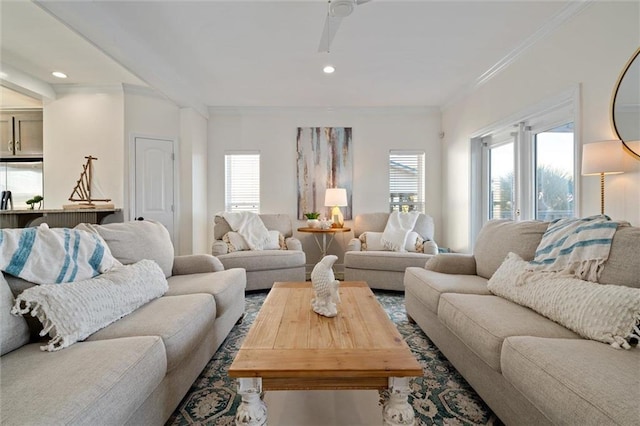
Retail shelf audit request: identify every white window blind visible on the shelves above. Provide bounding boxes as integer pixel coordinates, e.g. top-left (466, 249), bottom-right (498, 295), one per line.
top-left (389, 150), bottom-right (425, 213)
top-left (225, 152), bottom-right (260, 212)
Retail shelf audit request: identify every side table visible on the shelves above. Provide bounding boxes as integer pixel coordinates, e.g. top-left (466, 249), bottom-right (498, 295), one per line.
top-left (297, 227), bottom-right (351, 257)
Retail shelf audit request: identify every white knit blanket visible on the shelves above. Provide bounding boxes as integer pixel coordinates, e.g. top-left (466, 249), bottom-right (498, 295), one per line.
top-left (221, 212), bottom-right (270, 250)
top-left (0, 224), bottom-right (120, 285)
top-left (490, 252), bottom-right (640, 349)
top-left (526, 215), bottom-right (620, 282)
top-left (381, 211), bottom-right (420, 252)
top-left (11, 259), bottom-right (167, 352)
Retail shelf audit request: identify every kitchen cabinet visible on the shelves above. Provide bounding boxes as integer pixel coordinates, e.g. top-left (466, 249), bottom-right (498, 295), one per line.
top-left (0, 110), bottom-right (43, 158)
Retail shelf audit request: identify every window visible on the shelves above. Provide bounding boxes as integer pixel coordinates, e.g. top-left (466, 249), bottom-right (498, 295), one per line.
top-left (225, 152), bottom-right (260, 213)
top-left (389, 151), bottom-right (425, 213)
top-left (472, 89), bottom-right (578, 239)
top-left (0, 160), bottom-right (43, 208)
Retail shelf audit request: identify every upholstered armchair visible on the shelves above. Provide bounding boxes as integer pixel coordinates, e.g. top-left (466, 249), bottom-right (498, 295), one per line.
top-left (344, 212), bottom-right (438, 291)
top-left (212, 214), bottom-right (306, 291)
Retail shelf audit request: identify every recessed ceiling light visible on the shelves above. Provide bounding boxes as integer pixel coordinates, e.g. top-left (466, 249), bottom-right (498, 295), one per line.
top-left (52, 71), bottom-right (67, 79)
top-left (323, 65), bottom-right (335, 74)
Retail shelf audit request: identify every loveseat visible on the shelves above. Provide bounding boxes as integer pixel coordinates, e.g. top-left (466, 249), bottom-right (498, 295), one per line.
top-left (344, 212), bottom-right (438, 290)
top-left (0, 220), bottom-right (246, 425)
top-left (404, 219), bottom-right (640, 425)
top-left (212, 213), bottom-right (306, 290)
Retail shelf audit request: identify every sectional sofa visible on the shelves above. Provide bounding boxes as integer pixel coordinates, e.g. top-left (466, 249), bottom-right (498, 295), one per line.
top-left (1, 220), bottom-right (247, 425)
top-left (404, 219), bottom-right (640, 425)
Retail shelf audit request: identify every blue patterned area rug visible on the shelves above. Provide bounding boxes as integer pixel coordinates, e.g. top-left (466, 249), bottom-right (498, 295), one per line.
top-left (167, 291), bottom-right (502, 426)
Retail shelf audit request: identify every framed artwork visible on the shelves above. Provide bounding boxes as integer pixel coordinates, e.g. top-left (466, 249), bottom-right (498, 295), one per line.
top-left (296, 127), bottom-right (352, 220)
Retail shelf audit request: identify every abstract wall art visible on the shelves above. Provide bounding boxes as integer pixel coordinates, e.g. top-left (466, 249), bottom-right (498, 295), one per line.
top-left (296, 127), bottom-right (352, 220)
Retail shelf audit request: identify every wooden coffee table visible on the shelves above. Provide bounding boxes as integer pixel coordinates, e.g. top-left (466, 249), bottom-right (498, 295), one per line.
top-left (229, 281), bottom-right (422, 425)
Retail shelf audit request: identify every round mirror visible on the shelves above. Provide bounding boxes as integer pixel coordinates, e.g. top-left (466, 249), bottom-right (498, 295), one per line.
top-left (611, 47), bottom-right (640, 159)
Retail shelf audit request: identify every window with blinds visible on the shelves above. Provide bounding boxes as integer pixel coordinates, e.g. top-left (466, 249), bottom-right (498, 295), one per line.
top-left (225, 152), bottom-right (260, 213)
top-left (389, 150), bottom-right (425, 213)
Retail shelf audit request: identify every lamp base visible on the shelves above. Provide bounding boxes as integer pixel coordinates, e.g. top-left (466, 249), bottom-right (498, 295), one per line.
top-left (330, 206), bottom-right (344, 228)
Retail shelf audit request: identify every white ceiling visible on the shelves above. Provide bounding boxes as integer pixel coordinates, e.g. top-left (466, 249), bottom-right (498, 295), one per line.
top-left (1, 0), bottom-right (583, 112)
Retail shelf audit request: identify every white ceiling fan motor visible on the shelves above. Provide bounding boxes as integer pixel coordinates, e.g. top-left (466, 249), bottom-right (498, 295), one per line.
top-left (330, 0), bottom-right (355, 18)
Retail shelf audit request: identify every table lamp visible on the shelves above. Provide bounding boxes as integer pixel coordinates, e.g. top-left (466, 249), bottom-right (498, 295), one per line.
top-left (581, 140), bottom-right (624, 215)
top-left (325, 188), bottom-right (348, 228)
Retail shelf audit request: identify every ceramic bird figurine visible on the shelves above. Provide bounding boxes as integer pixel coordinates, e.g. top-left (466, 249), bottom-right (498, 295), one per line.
top-left (310, 255), bottom-right (341, 317)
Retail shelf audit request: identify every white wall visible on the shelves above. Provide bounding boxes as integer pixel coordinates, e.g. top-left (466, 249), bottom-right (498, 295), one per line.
top-left (441, 1), bottom-right (640, 252)
top-left (180, 108), bottom-right (209, 254)
top-left (207, 107), bottom-right (442, 266)
top-left (42, 84), bottom-right (205, 257)
top-left (44, 86), bottom-right (124, 209)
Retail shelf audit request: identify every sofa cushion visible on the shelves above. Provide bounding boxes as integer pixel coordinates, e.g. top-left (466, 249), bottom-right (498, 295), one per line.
top-left (87, 293), bottom-right (215, 372)
top-left (345, 250), bottom-right (432, 273)
top-left (217, 249), bottom-right (305, 272)
top-left (600, 225), bottom-right (640, 288)
top-left (77, 220), bottom-right (174, 278)
top-left (437, 293), bottom-right (580, 372)
top-left (502, 337), bottom-right (640, 425)
top-left (0, 273), bottom-right (29, 355)
top-left (473, 219), bottom-right (548, 279)
top-left (166, 269), bottom-right (245, 318)
top-left (0, 337), bottom-right (166, 425)
top-left (403, 267), bottom-right (490, 314)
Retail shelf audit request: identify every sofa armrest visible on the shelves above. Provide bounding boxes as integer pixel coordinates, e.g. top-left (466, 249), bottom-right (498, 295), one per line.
top-left (285, 237), bottom-right (303, 251)
top-left (172, 254), bottom-right (225, 275)
top-left (346, 238), bottom-right (362, 252)
top-left (425, 253), bottom-right (477, 275)
top-left (211, 240), bottom-right (229, 256)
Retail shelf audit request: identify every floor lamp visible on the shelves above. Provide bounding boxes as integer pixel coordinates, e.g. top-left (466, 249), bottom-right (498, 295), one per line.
top-left (581, 140), bottom-right (624, 215)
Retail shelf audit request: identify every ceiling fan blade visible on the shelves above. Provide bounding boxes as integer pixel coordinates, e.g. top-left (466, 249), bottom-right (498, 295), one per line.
top-left (318, 14), bottom-right (343, 53)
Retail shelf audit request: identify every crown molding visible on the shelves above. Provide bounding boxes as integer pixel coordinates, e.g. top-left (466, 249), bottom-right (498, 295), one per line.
top-left (209, 105), bottom-right (440, 115)
top-left (443, 0), bottom-right (594, 111)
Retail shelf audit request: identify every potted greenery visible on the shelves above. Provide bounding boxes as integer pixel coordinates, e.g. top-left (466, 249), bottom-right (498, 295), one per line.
top-left (304, 212), bottom-right (321, 228)
top-left (26, 195), bottom-right (43, 210)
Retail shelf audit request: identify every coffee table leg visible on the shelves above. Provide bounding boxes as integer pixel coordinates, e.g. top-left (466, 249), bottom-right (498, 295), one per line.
top-left (383, 377), bottom-right (415, 426)
top-left (235, 378), bottom-right (267, 426)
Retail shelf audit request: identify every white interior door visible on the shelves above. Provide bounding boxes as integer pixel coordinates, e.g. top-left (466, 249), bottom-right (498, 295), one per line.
top-left (134, 137), bottom-right (175, 241)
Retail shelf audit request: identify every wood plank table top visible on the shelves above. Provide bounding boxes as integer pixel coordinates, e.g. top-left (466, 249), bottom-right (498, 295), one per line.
top-left (228, 281), bottom-right (422, 391)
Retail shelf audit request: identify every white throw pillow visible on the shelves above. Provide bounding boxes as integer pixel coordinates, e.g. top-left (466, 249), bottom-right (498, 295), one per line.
top-left (488, 252), bottom-right (640, 349)
top-left (224, 230), bottom-right (283, 251)
top-left (224, 231), bottom-right (250, 252)
top-left (1, 224), bottom-right (120, 285)
top-left (11, 259), bottom-right (167, 352)
top-left (360, 232), bottom-right (387, 251)
top-left (264, 230), bottom-right (283, 250)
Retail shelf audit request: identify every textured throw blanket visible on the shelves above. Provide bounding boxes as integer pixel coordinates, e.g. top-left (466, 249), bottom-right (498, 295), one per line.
top-left (490, 252), bottom-right (640, 349)
top-left (12, 259), bottom-right (168, 352)
top-left (527, 215), bottom-right (620, 282)
top-left (381, 211), bottom-right (420, 252)
top-left (0, 224), bottom-right (120, 285)
top-left (221, 212), bottom-right (270, 250)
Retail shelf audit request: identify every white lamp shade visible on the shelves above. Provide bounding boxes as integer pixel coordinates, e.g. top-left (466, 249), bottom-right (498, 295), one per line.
top-left (581, 140), bottom-right (625, 175)
top-left (324, 188), bottom-right (348, 207)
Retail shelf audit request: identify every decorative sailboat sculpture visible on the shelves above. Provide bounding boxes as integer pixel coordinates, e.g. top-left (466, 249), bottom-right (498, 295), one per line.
top-left (64, 156), bottom-right (113, 209)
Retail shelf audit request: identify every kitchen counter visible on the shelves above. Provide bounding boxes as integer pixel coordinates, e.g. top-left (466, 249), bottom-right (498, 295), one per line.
top-left (0, 208), bottom-right (122, 228)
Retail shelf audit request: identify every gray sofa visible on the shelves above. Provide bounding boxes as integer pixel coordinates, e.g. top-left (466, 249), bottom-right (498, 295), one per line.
top-left (1, 220), bottom-right (246, 425)
top-left (212, 213), bottom-right (306, 291)
top-left (344, 212), bottom-right (438, 291)
top-left (404, 219), bottom-right (640, 425)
